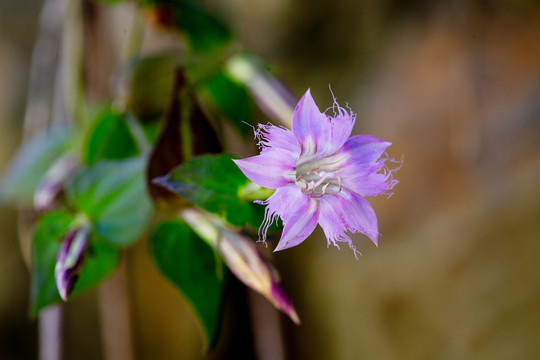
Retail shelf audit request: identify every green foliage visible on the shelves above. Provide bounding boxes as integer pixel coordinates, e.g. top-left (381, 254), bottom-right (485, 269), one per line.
top-left (66, 156), bottom-right (153, 246)
top-left (84, 107), bottom-right (139, 164)
top-left (0, 126), bottom-right (73, 204)
top-left (201, 70), bottom-right (253, 134)
top-left (142, 0), bottom-right (232, 52)
top-left (30, 210), bottom-right (120, 315)
top-left (154, 154), bottom-right (263, 228)
top-left (116, 54), bottom-right (182, 121)
top-left (151, 219), bottom-right (227, 349)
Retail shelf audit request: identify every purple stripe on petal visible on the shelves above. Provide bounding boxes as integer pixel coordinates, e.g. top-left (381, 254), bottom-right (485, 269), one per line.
top-left (233, 150), bottom-right (296, 189)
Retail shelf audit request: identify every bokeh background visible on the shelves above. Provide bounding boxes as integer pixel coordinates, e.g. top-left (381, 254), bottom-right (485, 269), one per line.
top-left (1, 0), bottom-right (540, 359)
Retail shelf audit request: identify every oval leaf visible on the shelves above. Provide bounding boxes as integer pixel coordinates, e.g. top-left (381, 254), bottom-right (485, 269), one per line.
top-left (153, 154), bottom-right (262, 228)
top-left (66, 156), bottom-right (153, 246)
top-left (150, 219), bottom-right (227, 349)
top-left (84, 107), bottom-right (139, 165)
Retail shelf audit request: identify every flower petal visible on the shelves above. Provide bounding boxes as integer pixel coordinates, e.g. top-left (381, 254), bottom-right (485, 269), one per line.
top-left (256, 184), bottom-right (319, 251)
top-left (318, 190), bottom-right (379, 248)
top-left (256, 123), bottom-right (300, 158)
top-left (274, 188), bottom-right (319, 252)
top-left (341, 135), bottom-right (392, 167)
top-left (233, 149), bottom-right (296, 189)
top-left (292, 89), bottom-right (331, 156)
top-left (329, 135), bottom-right (396, 196)
top-left (341, 171), bottom-right (399, 197)
top-left (323, 104), bottom-right (356, 155)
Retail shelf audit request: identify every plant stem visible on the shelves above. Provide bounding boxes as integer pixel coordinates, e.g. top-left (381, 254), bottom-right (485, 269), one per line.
top-left (22, 0), bottom-right (67, 358)
top-left (247, 248), bottom-right (286, 360)
top-left (98, 258), bottom-right (135, 360)
top-left (38, 306), bottom-right (64, 360)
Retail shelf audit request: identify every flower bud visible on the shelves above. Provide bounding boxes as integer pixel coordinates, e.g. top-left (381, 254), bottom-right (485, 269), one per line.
top-left (34, 156), bottom-right (79, 213)
top-left (181, 208), bottom-right (300, 324)
top-left (54, 224), bottom-right (90, 301)
top-left (226, 55), bottom-right (296, 128)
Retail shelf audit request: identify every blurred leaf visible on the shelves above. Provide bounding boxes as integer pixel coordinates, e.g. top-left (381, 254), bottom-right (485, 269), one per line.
top-left (151, 219), bottom-right (226, 349)
top-left (190, 103), bottom-right (222, 155)
top-left (66, 156), bottom-right (153, 246)
top-left (116, 54), bottom-right (182, 121)
top-left (225, 54), bottom-right (297, 125)
top-left (144, 0), bottom-right (231, 52)
top-left (153, 154), bottom-right (261, 227)
top-left (147, 68), bottom-right (221, 202)
top-left (146, 69), bottom-right (186, 202)
top-left (84, 107), bottom-right (139, 165)
top-left (199, 70), bottom-right (252, 134)
top-left (31, 210), bottom-right (120, 315)
top-left (0, 126), bottom-right (73, 204)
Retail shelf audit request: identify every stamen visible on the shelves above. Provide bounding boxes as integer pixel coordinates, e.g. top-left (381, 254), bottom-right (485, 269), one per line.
top-left (321, 183), bottom-right (329, 195)
top-left (312, 171), bottom-right (331, 189)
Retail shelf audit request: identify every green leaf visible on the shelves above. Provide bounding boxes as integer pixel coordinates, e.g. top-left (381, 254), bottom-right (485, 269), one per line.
top-left (143, 0), bottom-right (231, 52)
top-left (200, 71), bottom-right (253, 134)
top-left (30, 210), bottom-right (121, 315)
top-left (0, 126), bottom-right (73, 204)
top-left (150, 219), bottom-right (226, 349)
top-left (115, 54), bottom-right (182, 121)
top-left (153, 154), bottom-right (262, 228)
top-left (84, 107), bottom-right (139, 165)
top-left (66, 157), bottom-right (153, 246)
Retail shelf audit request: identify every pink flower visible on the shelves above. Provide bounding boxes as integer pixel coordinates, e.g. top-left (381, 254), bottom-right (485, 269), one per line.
top-left (234, 89), bottom-right (398, 257)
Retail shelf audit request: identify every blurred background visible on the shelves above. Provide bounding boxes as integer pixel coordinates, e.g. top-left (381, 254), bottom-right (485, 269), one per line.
top-left (1, 0), bottom-right (540, 359)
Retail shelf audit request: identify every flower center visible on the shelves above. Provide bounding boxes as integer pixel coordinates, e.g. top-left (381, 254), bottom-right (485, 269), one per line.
top-left (295, 157), bottom-right (343, 198)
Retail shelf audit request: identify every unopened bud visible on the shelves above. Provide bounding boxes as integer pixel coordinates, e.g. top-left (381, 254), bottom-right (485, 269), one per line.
top-left (181, 208), bottom-right (300, 323)
top-left (55, 224), bottom-right (90, 301)
top-left (226, 55), bottom-right (296, 128)
top-left (34, 156), bottom-right (79, 212)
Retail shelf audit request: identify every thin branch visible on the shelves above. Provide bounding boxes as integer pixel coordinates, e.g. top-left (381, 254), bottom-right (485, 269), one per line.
top-left (21, 0), bottom-right (67, 359)
top-left (98, 258), bottom-right (135, 360)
